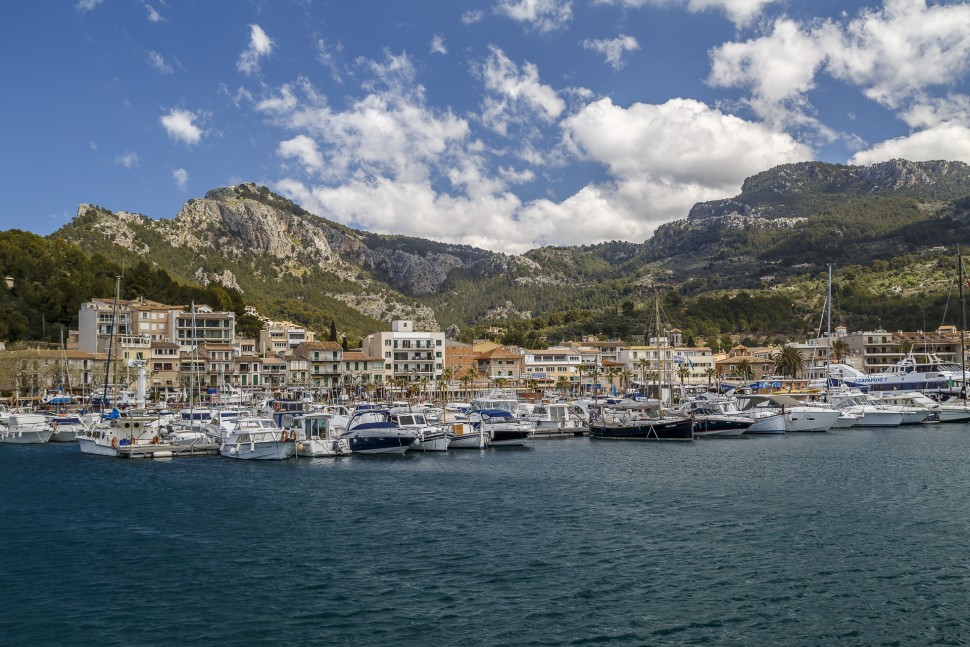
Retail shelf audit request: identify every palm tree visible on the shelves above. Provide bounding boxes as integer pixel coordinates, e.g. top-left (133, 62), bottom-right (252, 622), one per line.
top-left (494, 377), bottom-right (508, 391)
top-left (607, 366), bottom-right (621, 396)
top-left (460, 372), bottom-right (474, 396)
top-left (734, 360), bottom-right (752, 381)
top-left (773, 345), bottom-right (805, 379)
top-left (637, 358), bottom-right (649, 394)
top-left (621, 369), bottom-right (633, 395)
top-left (465, 366), bottom-right (481, 395)
top-left (705, 367), bottom-right (717, 390)
top-left (900, 338), bottom-right (915, 356)
top-left (526, 378), bottom-right (539, 395)
top-left (830, 339), bottom-right (850, 363)
top-left (676, 365), bottom-right (690, 403)
top-left (555, 375), bottom-right (570, 397)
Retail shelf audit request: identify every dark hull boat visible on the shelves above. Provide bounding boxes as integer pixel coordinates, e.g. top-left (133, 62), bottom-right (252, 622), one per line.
top-left (589, 417), bottom-right (694, 441)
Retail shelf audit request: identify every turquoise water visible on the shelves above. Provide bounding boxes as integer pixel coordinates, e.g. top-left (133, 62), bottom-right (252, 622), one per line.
top-left (3, 428), bottom-right (970, 646)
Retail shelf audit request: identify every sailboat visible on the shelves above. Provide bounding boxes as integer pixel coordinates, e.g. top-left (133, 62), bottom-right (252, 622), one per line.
top-left (78, 277), bottom-right (164, 456)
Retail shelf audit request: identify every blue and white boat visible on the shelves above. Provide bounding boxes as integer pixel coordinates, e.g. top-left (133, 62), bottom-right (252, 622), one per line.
top-left (828, 354), bottom-right (968, 396)
top-left (468, 409), bottom-right (535, 446)
top-left (340, 409), bottom-right (420, 455)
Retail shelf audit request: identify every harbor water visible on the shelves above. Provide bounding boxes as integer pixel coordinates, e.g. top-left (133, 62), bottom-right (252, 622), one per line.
top-left (3, 426), bottom-right (970, 646)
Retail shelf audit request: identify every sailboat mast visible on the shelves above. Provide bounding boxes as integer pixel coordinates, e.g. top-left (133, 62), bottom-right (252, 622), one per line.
top-left (100, 276), bottom-right (121, 411)
top-left (826, 264), bottom-right (832, 398)
top-left (959, 252), bottom-right (966, 400)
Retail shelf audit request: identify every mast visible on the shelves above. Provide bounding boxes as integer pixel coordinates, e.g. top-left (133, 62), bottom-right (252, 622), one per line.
top-left (960, 251), bottom-right (967, 400)
top-left (100, 276), bottom-right (121, 413)
top-left (826, 263), bottom-right (832, 399)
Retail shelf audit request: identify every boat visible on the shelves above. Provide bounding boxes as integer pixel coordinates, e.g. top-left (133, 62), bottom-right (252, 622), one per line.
top-left (48, 413), bottom-right (88, 442)
top-left (878, 392), bottom-right (954, 422)
top-left (468, 409), bottom-right (535, 446)
top-left (78, 412), bottom-right (166, 456)
top-left (677, 399), bottom-right (752, 438)
top-left (220, 418), bottom-right (295, 460)
top-left (735, 394), bottom-right (840, 432)
top-left (0, 413), bottom-right (54, 444)
top-left (340, 409), bottom-right (420, 454)
top-left (443, 421), bottom-right (489, 448)
top-left (827, 355), bottom-right (967, 397)
top-left (390, 409), bottom-right (450, 451)
top-left (291, 412), bottom-right (351, 457)
top-left (589, 401), bottom-right (694, 441)
top-left (523, 402), bottom-right (589, 436)
top-left (829, 394), bottom-right (904, 427)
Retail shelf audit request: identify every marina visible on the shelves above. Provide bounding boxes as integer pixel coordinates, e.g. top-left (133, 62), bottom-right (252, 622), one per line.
top-left (4, 425), bottom-right (970, 646)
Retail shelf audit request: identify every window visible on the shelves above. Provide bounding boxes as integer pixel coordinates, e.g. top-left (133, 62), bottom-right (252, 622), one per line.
top-left (385, 339), bottom-right (391, 346)
top-left (436, 352), bottom-right (442, 358)
top-left (384, 352), bottom-right (391, 359)
top-left (436, 340), bottom-right (442, 347)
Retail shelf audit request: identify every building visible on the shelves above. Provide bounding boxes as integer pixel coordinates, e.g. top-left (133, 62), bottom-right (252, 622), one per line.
top-left (293, 341), bottom-right (343, 391)
top-left (173, 305), bottom-right (235, 352)
top-left (258, 321), bottom-right (316, 356)
top-left (361, 320), bottom-right (445, 388)
top-left (341, 350), bottom-right (386, 398)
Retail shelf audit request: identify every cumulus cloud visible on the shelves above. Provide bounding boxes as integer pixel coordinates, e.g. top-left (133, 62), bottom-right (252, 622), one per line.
top-left (278, 135), bottom-right (325, 173)
top-left (710, 1), bottom-right (970, 135)
top-left (144, 3), bottom-right (164, 22)
top-left (160, 108), bottom-right (202, 145)
top-left (238, 24), bottom-right (274, 76)
top-left (76, 0), bottom-right (103, 13)
top-left (172, 168), bottom-right (189, 190)
top-left (555, 97), bottom-right (813, 236)
top-left (495, 0), bottom-right (573, 33)
top-left (114, 151), bottom-right (140, 168)
top-left (430, 35), bottom-right (447, 56)
top-left (480, 46), bottom-right (565, 136)
top-left (850, 123), bottom-right (970, 166)
top-left (147, 51), bottom-right (173, 74)
top-left (582, 35), bottom-right (640, 70)
top-left (593, 0), bottom-right (778, 27)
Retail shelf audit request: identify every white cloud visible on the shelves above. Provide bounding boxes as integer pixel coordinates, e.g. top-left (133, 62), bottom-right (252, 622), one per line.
top-left (582, 34), bottom-right (640, 70)
top-left (115, 151), bottom-right (140, 169)
top-left (825, 0), bottom-right (970, 111)
top-left (850, 123), bottom-right (970, 166)
top-left (900, 94), bottom-right (970, 130)
top-left (316, 39), bottom-right (344, 83)
top-left (144, 3), bottom-right (164, 22)
top-left (480, 46), bottom-right (565, 136)
top-left (147, 51), bottom-right (173, 74)
top-left (160, 108), bottom-right (202, 145)
top-left (709, 2), bottom-right (970, 136)
top-left (278, 135), bottom-right (325, 173)
top-left (172, 168), bottom-right (189, 190)
top-left (430, 35), bottom-right (447, 56)
top-left (237, 24), bottom-right (274, 76)
top-left (593, 0), bottom-right (777, 27)
top-left (495, 0), bottom-right (573, 33)
top-left (76, 0), bottom-right (103, 13)
top-left (462, 9), bottom-right (485, 24)
top-left (557, 97), bottom-right (813, 234)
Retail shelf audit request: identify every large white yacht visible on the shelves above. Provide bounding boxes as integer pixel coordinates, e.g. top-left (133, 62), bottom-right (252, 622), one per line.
top-left (828, 354), bottom-right (967, 396)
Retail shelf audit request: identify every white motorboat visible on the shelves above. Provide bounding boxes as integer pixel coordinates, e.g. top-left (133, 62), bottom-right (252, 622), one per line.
top-left (390, 409), bottom-right (450, 451)
top-left (830, 395), bottom-right (904, 427)
top-left (879, 392), bottom-right (964, 422)
top-left (523, 402), bottom-right (589, 436)
top-left (78, 414), bottom-right (165, 456)
top-left (48, 414), bottom-right (88, 442)
top-left (291, 412), bottom-right (351, 457)
top-left (220, 418), bottom-right (295, 460)
top-left (736, 394), bottom-right (840, 432)
top-left (444, 421), bottom-right (489, 448)
top-left (0, 413), bottom-right (54, 444)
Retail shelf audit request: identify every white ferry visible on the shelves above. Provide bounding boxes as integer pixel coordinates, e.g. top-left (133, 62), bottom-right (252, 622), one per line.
top-left (828, 354), bottom-right (968, 396)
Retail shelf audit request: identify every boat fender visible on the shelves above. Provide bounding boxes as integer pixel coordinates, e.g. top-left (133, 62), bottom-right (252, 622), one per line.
top-left (273, 402), bottom-right (281, 412)
top-left (111, 437), bottom-right (117, 448)
top-left (151, 435), bottom-right (159, 445)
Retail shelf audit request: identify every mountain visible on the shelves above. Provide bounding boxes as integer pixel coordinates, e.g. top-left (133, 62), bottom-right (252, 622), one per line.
top-left (45, 159), bottom-right (970, 345)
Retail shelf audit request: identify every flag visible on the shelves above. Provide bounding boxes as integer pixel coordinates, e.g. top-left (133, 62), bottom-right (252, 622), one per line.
top-left (688, 358), bottom-right (694, 369)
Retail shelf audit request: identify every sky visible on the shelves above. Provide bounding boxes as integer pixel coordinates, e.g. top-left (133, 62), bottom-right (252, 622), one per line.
top-left (3, 0), bottom-right (970, 254)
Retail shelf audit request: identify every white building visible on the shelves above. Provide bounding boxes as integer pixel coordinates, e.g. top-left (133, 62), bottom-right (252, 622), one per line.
top-left (361, 320), bottom-right (445, 386)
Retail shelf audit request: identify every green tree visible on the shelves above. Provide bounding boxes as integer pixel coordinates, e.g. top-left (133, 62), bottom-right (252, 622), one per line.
top-left (773, 346), bottom-right (805, 379)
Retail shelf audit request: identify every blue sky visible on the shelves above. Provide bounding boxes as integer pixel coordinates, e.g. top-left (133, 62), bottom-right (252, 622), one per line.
top-left (3, 0), bottom-right (970, 253)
